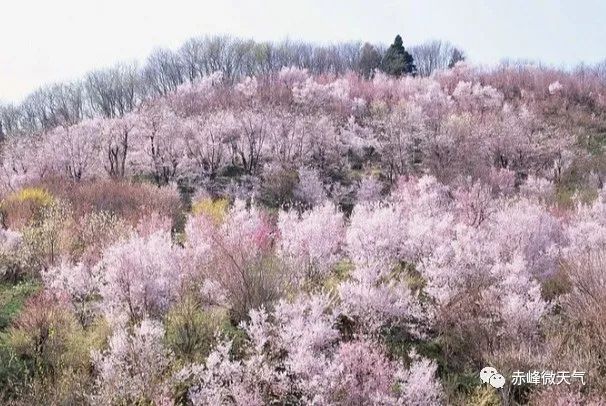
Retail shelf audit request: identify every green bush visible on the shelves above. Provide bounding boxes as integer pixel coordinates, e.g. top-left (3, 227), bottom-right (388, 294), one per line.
top-left (165, 294), bottom-right (227, 363)
top-left (258, 167), bottom-right (298, 209)
top-left (0, 340), bottom-right (29, 401)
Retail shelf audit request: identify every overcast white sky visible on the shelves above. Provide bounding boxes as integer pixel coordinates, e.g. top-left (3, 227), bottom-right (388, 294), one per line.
top-left (1, 0), bottom-right (605, 103)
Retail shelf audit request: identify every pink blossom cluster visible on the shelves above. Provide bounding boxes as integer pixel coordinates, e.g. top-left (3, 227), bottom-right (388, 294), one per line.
top-left (277, 202), bottom-right (344, 282)
top-left (6, 64), bottom-right (606, 404)
top-left (2, 65), bottom-right (597, 196)
top-left (183, 296), bottom-right (443, 405)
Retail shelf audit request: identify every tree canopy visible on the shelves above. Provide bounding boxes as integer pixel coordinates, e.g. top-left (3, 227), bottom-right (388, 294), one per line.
top-left (381, 35), bottom-right (416, 77)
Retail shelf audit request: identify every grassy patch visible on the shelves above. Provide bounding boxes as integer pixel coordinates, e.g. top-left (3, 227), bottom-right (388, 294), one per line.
top-left (577, 128), bottom-right (606, 156)
top-left (555, 183), bottom-right (597, 209)
top-left (0, 281), bottom-right (40, 330)
top-left (322, 260), bottom-right (353, 292)
top-left (0, 281), bottom-right (39, 400)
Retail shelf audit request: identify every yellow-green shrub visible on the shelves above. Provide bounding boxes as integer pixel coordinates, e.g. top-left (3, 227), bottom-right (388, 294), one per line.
top-left (465, 385), bottom-right (501, 406)
top-left (7, 188), bottom-right (54, 207)
top-left (0, 187), bottom-right (55, 229)
top-left (191, 198), bottom-right (229, 224)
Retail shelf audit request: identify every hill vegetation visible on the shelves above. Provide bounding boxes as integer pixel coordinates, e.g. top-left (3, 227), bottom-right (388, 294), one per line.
top-left (1, 43), bottom-right (606, 404)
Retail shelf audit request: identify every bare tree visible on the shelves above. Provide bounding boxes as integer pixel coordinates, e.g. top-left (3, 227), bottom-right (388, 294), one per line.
top-left (180, 36), bottom-right (256, 82)
top-left (179, 38), bottom-right (207, 82)
top-left (275, 40), bottom-right (314, 69)
top-left (201, 36), bottom-right (233, 78)
top-left (86, 63), bottom-right (140, 118)
top-left (0, 105), bottom-right (4, 140)
top-left (0, 104), bottom-right (23, 136)
top-left (229, 38), bottom-right (258, 79)
top-left (47, 82), bottom-right (87, 126)
top-left (338, 42), bottom-right (363, 72)
top-left (596, 59), bottom-right (606, 81)
top-left (255, 42), bottom-right (279, 75)
top-left (448, 48), bottom-right (465, 68)
top-left (143, 48), bottom-right (185, 96)
top-left (20, 90), bottom-right (49, 132)
top-left (411, 40), bottom-right (463, 77)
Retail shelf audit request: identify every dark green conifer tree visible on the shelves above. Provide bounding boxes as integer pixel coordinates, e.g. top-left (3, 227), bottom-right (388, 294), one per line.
top-left (381, 35), bottom-right (416, 76)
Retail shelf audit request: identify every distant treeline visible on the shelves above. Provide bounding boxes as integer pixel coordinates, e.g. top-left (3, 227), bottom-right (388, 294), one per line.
top-left (0, 35), bottom-right (464, 137)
